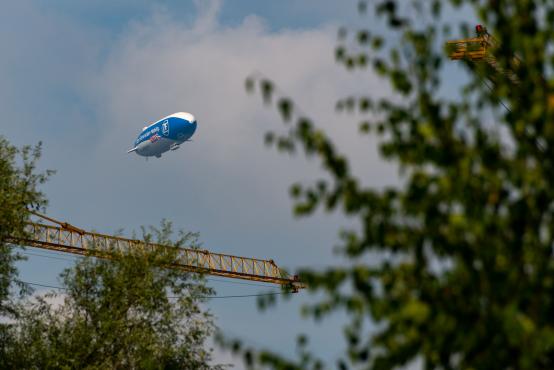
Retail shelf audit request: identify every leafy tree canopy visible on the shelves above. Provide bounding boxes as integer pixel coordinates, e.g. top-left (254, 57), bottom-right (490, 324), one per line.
top-left (0, 137), bottom-right (51, 316)
top-left (4, 221), bottom-right (224, 370)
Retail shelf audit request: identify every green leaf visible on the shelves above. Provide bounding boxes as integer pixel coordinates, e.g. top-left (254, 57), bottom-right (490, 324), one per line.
top-left (245, 77), bottom-right (255, 93)
top-left (278, 98), bottom-right (294, 122)
top-left (260, 79), bottom-right (274, 104)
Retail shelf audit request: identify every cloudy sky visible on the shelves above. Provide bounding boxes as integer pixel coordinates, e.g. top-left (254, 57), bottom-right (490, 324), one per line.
top-left (1, 0), bottom-right (477, 368)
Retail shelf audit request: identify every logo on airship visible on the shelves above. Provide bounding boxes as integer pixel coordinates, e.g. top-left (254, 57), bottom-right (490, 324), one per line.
top-left (162, 120), bottom-right (169, 136)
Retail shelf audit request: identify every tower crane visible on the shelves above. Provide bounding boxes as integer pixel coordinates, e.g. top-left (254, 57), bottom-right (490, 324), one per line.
top-left (7, 212), bottom-right (304, 292)
top-left (446, 24), bottom-right (520, 85)
top-left (446, 24), bottom-right (554, 107)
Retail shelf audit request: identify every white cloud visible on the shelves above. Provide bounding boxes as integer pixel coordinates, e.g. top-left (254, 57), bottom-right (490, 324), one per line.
top-left (28, 289), bottom-right (67, 311)
top-left (87, 0), bottom-right (396, 217)
top-left (210, 339), bottom-right (246, 370)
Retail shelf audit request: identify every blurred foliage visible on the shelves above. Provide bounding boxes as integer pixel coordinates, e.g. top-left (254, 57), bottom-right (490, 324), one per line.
top-left (235, 0), bottom-right (554, 369)
top-left (0, 137), bottom-right (51, 334)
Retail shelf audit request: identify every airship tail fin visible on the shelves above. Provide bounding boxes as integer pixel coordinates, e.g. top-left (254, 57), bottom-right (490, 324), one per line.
top-left (127, 147), bottom-right (138, 153)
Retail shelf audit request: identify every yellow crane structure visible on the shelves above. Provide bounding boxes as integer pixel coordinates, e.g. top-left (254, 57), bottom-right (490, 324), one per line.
top-left (446, 24), bottom-right (554, 108)
top-left (8, 212), bottom-right (304, 292)
top-left (445, 24), bottom-right (520, 84)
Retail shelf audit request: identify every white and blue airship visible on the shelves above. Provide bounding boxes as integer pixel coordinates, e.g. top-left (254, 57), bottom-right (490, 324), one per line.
top-left (127, 112), bottom-right (197, 158)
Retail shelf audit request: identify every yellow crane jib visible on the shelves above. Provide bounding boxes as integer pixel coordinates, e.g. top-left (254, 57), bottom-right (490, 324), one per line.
top-left (445, 24), bottom-right (520, 86)
top-left (9, 212), bottom-right (305, 292)
top-left (445, 24), bottom-right (491, 61)
top-left (445, 24), bottom-right (554, 110)
top-left (446, 36), bottom-right (488, 61)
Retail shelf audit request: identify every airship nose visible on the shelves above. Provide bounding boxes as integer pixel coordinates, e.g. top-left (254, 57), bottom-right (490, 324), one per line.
top-left (180, 113), bottom-right (196, 128)
top-left (173, 112), bottom-right (196, 136)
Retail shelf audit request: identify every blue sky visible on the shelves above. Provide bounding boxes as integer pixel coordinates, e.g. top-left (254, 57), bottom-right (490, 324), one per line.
top-left (31, 0), bottom-right (353, 31)
top-left (1, 0), bottom-right (477, 368)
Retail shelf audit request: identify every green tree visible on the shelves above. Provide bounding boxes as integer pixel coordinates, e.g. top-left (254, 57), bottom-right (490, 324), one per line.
top-left (234, 1), bottom-right (554, 369)
top-left (5, 221), bottom-right (224, 370)
top-left (0, 137), bottom-right (51, 311)
top-left (0, 136), bottom-right (51, 358)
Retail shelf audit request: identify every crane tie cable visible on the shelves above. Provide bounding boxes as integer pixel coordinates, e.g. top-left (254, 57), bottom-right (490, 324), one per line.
top-left (14, 279), bottom-right (286, 300)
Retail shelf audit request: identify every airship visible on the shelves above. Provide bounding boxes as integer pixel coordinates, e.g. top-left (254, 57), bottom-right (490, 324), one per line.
top-left (127, 112), bottom-right (197, 158)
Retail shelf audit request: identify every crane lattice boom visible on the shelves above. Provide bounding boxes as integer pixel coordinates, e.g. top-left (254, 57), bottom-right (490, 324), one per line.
top-left (446, 24), bottom-right (554, 109)
top-left (7, 213), bottom-right (304, 292)
top-left (446, 25), bottom-right (520, 85)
